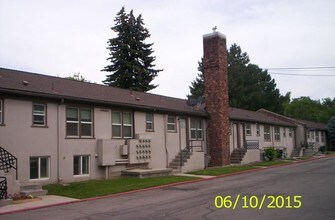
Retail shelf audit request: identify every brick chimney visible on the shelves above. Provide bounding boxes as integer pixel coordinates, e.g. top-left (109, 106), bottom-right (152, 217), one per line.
top-left (203, 31), bottom-right (230, 166)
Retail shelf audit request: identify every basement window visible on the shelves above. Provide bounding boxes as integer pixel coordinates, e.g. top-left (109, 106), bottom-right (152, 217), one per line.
top-left (30, 156), bottom-right (50, 179)
top-left (73, 155), bottom-right (90, 176)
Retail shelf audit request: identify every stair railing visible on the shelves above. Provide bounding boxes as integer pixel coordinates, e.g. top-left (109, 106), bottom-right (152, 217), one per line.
top-left (0, 177), bottom-right (7, 200)
top-left (0, 146), bottom-right (18, 180)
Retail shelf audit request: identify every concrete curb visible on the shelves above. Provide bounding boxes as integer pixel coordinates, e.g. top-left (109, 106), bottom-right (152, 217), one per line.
top-left (1, 155), bottom-right (334, 215)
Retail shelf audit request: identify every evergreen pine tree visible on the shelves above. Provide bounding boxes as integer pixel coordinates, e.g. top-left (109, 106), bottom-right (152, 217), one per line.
top-left (102, 7), bottom-right (162, 92)
top-left (187, 59), bottom-right (204, 100)
top-left (188, 44), bottom-right (290, 114)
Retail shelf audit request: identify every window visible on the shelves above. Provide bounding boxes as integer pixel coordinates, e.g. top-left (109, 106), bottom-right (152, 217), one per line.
top-left (274, 126), bottom-right (280, 142)
top-left (146, 113), bottom-right (154, 131)
top-left (32, 103), bottom-right (46, 126)
top-left (264, 125), bottom-right (271, 142)
top-left (256, 124), bottom-right (260, 136)
top-left (112, 111), bottom-right (133, 138)
top-left (283, 128), bottom-right (286, 138)
top-left (66, 107), bottom-right (93, 138)
top-left (190, 119), bottom-right (203, 140)
top-left (289, 128), bottom-right (293, 138)
top-left (321, 132), bottom-right (325, 143)
top-left (316, 131), bottom-right (319, 142)
top-left (30, 156), bottom-right (50, 179)
top-left (307, 131), bottom-right (310, 139)
top-left (245, 123), bottom-right (251, 136)
top-left (0, 99), bottom-right (3, 124)
top-left (73, 155), bottom-right (90, 176)
top-left (311, 131), bottom-right (315, 139)
top-left (167, 115), bottom-right (176, 132)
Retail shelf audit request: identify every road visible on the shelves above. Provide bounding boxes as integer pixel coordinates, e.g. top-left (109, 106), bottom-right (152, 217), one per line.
top-left (2, 157), bottom-right (335, 220)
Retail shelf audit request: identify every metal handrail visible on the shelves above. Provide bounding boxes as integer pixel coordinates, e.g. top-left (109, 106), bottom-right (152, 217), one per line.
top-left (0, 176), bottom-right (8, 200)
top-left (0, 146), bottom-right (18, 180)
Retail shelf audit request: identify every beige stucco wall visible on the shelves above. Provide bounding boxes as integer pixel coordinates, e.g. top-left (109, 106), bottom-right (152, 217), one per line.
top-left (1, 98), bottom-right (207, 191)
top-left (229, 122), bottom-right (295, 157)
top-left (0, 99), bottom-right (59, 186)
top-left (181, 151), bottom-right (205, 173)
top-left (307, 130), bottom-right (327, 148)
top-left (241, 149), bottom-right (260, 164)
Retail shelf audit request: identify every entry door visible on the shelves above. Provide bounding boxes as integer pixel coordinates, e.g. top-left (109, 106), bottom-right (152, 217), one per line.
top-left (179, 118), bottom-right (187, 150)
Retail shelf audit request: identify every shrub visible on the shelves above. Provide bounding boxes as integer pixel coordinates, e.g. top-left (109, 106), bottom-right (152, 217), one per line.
top-left (319, 146), bottom-right (326, 153)
top-left (264, 147), bottom-right (277, 161)
top-left (276, 149), bottom-right (283, 159)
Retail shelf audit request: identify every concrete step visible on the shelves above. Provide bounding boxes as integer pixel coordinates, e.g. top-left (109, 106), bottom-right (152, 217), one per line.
top-left (20, 183), bottom-right (48, 197)
top-left (20, 189), bottom-right (48, 197)
top-left (122, 168), bottom-right (173, 178)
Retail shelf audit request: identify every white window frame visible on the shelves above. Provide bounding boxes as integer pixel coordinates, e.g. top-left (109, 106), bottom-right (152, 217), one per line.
top-left (66, 107), bottom-right (93, 138)
top-left (274, 126), bottom-right (280, 142)
top-left (256, 124), bottom-right (260, 136)
top-left (32, 103), bottom-right (46, 126)
top-left (167, 115), bottom-right (176, 132)
top-left (73, 155), bottom-right (90, 176)
top-left (111, 111), bottom-right (133, 138)
top-left (316, 131), bottom-right (319, 142)
top-left (190, 118), bottom-right (203, 140)
top-left (29, 156), bottom-right (50, 180)
top-left (289, 128), bottom-right (293, 138)
top-left (245, 123), bottom-right (252, 136)
top-left (264, 125), bottom-right (271, 142)
top-left (123, 112), bottom-right (133, 138)
top-left (145, 112), bottom-right (154, 131)
top-left (80, 108), bottom-right (93, 138)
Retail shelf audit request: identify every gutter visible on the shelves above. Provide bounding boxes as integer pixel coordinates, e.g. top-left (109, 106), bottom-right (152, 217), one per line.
top-left (0, 88), bottom-right (207, 117)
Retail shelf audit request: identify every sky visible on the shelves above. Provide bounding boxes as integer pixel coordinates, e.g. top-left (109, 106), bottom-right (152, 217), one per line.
top-left (1, 0), bottom-right (335, 101)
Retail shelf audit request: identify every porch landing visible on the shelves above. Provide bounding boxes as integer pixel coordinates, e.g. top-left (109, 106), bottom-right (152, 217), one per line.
top-left (121, 168), bottom-right (173, 178)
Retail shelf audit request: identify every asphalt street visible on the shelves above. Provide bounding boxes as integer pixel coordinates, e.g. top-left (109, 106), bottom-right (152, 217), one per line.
top-left (2, 157), bottom-right (335, 220)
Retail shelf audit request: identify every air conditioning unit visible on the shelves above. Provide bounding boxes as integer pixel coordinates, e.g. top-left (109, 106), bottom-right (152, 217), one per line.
top-left (97, 139), bottom-right (116, 166)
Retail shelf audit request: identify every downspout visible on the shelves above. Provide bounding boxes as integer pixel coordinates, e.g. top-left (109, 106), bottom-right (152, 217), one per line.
top-left (56, 100), bottom-right (61, 183)
top-left (164, 116), bottom-right (168, 168)
top-left (178, 118), bottom-right (182, 169)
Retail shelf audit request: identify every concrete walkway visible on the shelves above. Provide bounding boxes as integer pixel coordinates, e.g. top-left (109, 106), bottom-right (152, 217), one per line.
top-left (173, 173), bottom-right (215, 179)
top-left (0, 195), bottom-right (78, 214)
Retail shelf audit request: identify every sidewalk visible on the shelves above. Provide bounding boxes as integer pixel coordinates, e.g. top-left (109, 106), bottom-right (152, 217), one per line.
top-left (0, 195), bottom-right (78, 214)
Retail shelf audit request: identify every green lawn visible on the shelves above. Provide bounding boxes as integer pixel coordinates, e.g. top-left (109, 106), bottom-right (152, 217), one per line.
top-left (189, 160), bottom-right (292, 176)
top-left (326, 151), bottom-right (335, 155)
top-left (43, 176), bottom-right (198, 199)
top-left (252, 160), bottom-right (291, 167)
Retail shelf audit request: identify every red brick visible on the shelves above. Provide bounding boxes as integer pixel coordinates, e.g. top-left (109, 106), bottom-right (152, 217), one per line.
top-left (203, 32), bottom-right (230, 166)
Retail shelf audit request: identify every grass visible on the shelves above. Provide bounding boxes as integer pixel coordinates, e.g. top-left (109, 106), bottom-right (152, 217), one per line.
top-left (326, 151), bottom-right (335, 155)
top-left (43, 176), bottom-right (198, 199)
top-left (189, 160), bottom-right (292, 176)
